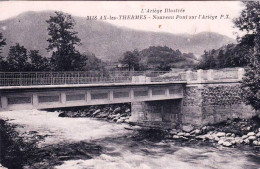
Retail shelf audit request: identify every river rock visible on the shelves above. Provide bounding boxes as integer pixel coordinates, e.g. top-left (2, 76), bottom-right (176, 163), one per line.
top-left (216, 132), bottom-right (226, 137)
top-left (201, 126), bottom-right (207, 133)
top-left (191, 129), bottom-right (201, 135)
top-left (248, 136), bottom-right (257, 141)
top-left (170, 130), bottom-right (177, 135)
top-left (253, 141), bottom-right (258, 146)
top-left (223, 141), bottom-right (232, 147)
top-left (93, 109), bottom-right (101, 116)
top-left (124, 119), bottom-right (131, 123)
top-left (244, 139), bottom-right (250, 144)
top-left (247, 132), bottom-right (255, 136)
top-left (234, 137), bottom-right (242, 144)
top-left (184, 133), bottom-right (191, 137)
top-left (226, 133), bottom-right (232, 137)
top-left (113, 107), bottom-right (121, 114)
top-left (125, 109), bottom-right (130, 113)
top-left (120, 117), bottom-right (127, 121)
top-left (231, 140), bottom-right (236, 145)
top-left (256, 132), bottom-right (260, 137)
top-left (177, 132), bottom-right (185, 136)
top-left (131, 126), bottom-right (142, 130)
top-left (173, 135), bottom-right (180, 139)
top-left (183, 125), bottom-right (194, 133)
top-left (242, 135), bottom-right (248, 139)
top-left (214, 136), bottom-right (220, 141)
top-left (218, 140), bottom-right (224, 145)
top-left (181, 136), bottom-right (188, 140)
top-left (116, 119), bottom-right (124, 123)
top-left (196, 135), bottom-right (205, 140)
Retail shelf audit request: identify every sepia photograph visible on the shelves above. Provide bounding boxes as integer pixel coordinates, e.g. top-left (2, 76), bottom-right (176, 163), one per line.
top-left (0, 1), bottom-right (259, 169)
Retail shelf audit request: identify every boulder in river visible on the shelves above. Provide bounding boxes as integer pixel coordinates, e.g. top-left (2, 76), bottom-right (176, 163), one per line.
top-left (173, 135), bottom-right (180, 139)
top-left (113, 107), bottom-right (121, 114)
top-left (247, 132), bottom-right (255, 136)
top-left (242, 135), bottom-right (248, 140)
top-left (93, 109), bottom-right (101, 116)
top-left (218, 140), bottom-right (224, 145)
top-left (248, 136), bottom-right (257, 141)
top-left (183, 125), bottom-right (194, 133)
top-left (223, 141), bottom-right (232, 147)
top-left (216, 132), bottom-right (226, 137)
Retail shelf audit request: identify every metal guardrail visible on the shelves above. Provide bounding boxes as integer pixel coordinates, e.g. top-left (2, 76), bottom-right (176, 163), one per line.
top-left (0, 71), bottom-right (183, 86)
top-left (0, 68), bottom-right (243, 87)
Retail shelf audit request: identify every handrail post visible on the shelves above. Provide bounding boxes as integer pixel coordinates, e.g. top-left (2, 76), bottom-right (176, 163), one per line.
top-left (77, 72), bottom-right (80, 84)
top-left (19, 72), bottom-right (22, 86)
top-left (36, 72), bottom-right (38, 85)
top-left (238, 68), bottom-right (245, 80)
top-left (197, 69), bottom-right (203, 82)
top-left (51, 72), bottom-right (53, 85)
top-left (186, 70), bottom-right (192, 82)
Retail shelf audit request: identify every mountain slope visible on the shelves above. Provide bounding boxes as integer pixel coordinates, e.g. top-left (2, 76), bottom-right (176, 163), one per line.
top-left (0, 11), bottom-right (236, 61)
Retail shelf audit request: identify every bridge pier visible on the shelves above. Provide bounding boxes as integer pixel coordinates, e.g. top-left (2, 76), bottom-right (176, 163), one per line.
top-left (32, 94), bottom-right (38, 107)
top-left (130, 99), bottom-right (182, 129)
top-left (0, 96), bottom-right (8, 109)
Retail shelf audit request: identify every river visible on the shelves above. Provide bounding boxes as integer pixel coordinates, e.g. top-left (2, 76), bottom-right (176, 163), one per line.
top-left (0, 110), bottom-right (260, 169)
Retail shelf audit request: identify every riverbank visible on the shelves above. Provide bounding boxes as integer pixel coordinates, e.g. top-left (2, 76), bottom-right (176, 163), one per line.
top-left (57, 104), bottom-right (260, 148)
top-left (168, 115), bottom-right (260, 148)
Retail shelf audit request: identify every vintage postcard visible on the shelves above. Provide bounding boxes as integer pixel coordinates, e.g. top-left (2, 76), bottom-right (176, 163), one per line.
top-left (0, 1), bottom-right (259, 169)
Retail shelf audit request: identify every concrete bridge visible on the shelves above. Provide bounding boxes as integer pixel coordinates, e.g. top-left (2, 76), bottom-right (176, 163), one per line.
top-left (0, 68), bottom-right (257, 129)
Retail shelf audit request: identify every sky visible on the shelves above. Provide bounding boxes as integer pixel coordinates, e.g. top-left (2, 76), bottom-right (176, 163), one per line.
top-left (0, 1), bottom-right (245, 38)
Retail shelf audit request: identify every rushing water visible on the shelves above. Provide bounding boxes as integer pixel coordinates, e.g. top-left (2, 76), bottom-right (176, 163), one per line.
top-left (1, 110), bottom-right (260, 169)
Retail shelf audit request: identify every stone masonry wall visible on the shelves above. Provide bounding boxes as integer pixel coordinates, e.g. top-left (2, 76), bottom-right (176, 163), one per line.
top-left (182, 83), bottom-right (257, 128)
top-left (131, 100), bottom-right (181, 128)
top-left (182, 85), bottom-right (203, 127)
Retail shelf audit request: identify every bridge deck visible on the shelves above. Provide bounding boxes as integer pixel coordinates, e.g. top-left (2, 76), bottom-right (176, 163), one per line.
top-left (0, 81), bottom-right (186, 90)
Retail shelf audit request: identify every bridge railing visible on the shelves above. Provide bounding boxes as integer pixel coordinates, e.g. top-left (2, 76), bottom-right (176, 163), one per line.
top-left (0, 71), bottom-right (180, 86)
top-left (0, 68), bottom-right (245, 87)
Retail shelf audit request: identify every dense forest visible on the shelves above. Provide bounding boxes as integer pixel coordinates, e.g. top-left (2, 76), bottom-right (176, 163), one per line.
top-left (196, 34), bottom-right (254, 69)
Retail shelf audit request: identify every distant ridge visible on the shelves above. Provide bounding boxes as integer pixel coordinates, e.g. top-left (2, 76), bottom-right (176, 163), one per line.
top-left (0, 11), bottom-right (236, 61)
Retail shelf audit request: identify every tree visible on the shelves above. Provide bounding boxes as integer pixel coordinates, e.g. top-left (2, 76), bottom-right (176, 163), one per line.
top-left (6, 43), bottom-right (29, 71)
top-left (197, 50), bottom-right (217, 69)
top-left (156, 62), bottom-right (171, 71)
top-left (234, 1), bottom-right (260, 110)
top-left (46, 11), bottom-right (87, 71)
top-left (0, 32), bottom-right (7, 71)
top-left (29, 50), bottom-right (50, 71)
top-left (120, 50), bottom-right (140, 71)
top-left (0, 32), bottom-right (6, 56)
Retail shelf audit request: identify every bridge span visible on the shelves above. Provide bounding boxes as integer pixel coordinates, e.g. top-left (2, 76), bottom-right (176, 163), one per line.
top-left (0, 82), bottom-right (185, 110)
top-left (0, 68), bottom-right (257, 129)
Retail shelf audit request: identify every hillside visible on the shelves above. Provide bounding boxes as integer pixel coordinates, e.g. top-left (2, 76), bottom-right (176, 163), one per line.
top-left (0, 11), bottom-right (236, 61)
